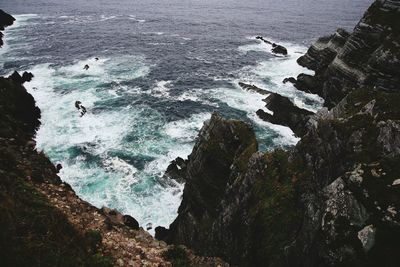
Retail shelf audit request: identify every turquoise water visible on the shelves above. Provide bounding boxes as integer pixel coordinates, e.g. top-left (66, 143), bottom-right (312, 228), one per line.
top-left (0, 0), bottom-right (371, 232)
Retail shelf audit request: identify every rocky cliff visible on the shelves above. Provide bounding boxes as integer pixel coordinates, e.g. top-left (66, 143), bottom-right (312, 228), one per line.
top-left (0, 11), bottom-right (228, 267)
top-left (159, 1), bottom-right (400, 266)
top-left (295, 0), bottom-right (400, 108)
top-left (0, 9), bottom-right (15, 47)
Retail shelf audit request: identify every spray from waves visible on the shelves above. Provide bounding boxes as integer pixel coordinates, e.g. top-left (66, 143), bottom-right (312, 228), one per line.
top-left (164, 112), bottom-right (211, 143)
top-left (209, 86), bottom-right (300, 146)
top-left (147, 80), bottom-right (172, 97)
top-left (203, 38), bottom-right (325, 146)
top-left (23, 57), bottom-right (194, 234)
top-left (237, 37), bottom-right (324, 112)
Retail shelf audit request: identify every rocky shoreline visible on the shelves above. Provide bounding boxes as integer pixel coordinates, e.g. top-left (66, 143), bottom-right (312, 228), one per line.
top-left (0, 10), bottom-right (228, 267)
top-left (158, 1), bottom-right (400, 266)
top-left (1, 1), bottom-right (400, 266)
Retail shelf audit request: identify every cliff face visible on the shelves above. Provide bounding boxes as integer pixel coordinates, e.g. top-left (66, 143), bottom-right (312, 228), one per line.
top-left (0, 9), bottom-right (15, 47)
top-left (160, 1), bottom-right (400, 266)
top-left (296, 0), bottom-right (400, 108)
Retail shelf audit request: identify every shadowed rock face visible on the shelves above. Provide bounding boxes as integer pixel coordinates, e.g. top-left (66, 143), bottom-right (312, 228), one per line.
top-left (0, 9), bottom-right (15, 47)
top-left (161, 113), bottom-right (259, 258)
top-left (239, 82), bottom-right (314, 137)
top-left (297, 0), bottom-right (400, 108)
top-left (161, 1), bottom-right (400, 267)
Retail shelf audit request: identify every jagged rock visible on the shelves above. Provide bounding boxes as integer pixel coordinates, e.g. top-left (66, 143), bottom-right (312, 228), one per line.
top-left (256, 36), bottom-right (288, 55)
top-left (22, 71), bottom-right (34, 82)
top-left (239, 82), bottom-right (314, 136)
top-left (165, 157), bottom-right (188, 183)
top-left (165, 2), bottom-right (400, 267)
top-left (282, 77), bottom-right (296, 84)
top-left (0, 9), bottom-right (15, 47)
top-left (9, 71), bottom-right (35, 84)
top-left (272, 43), bottom-right (288, 55)
top-left (261, 93), bottom-right (314, 136)
top-left (162, 114), bottom-right (258, 252)
top-left (294, 73), bottom-right (322, 95)
top-left (123, 215), bottom-right (140, 230)
top-left (155, 226), bottom-right (169, 241)
top-left (238, 82), bottom-right (269, 95)
top-left (296, 1), bottom-right (400, 108)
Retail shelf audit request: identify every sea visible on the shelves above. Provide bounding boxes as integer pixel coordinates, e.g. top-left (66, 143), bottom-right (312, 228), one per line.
top-left (0, 0), bottom-right (373, 233)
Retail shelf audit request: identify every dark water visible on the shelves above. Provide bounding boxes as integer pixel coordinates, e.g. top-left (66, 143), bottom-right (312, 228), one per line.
top-left (0, 0), bottom-right (373, 231)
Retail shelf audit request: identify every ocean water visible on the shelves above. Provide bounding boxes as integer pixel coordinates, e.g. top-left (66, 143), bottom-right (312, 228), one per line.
top-left (0, 0), bottom-right (373, 232)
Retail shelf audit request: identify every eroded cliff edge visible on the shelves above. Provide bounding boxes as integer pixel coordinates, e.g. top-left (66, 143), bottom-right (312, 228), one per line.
top-left (159, 1), bottom-right (400, 266)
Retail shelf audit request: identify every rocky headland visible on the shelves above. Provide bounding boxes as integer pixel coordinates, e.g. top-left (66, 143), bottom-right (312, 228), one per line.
top-left (158, 1), bottom-right (400, 267)
top-left (0, 9), bottom-right (15, 47)
top-left (1, 0), bottom-right (400, 266)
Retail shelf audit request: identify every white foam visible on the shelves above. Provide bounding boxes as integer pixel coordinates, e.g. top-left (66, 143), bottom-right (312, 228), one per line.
top-left (148, 80), bottom-right (172, 97)
top-left (164, 112), bottom-right (211, 142)
top-left (103, 156), bottom-right (138, 188)
top-left (237, 37), bottom-right (324, 111)
top-left (23, 57), bottom-right (190, 235)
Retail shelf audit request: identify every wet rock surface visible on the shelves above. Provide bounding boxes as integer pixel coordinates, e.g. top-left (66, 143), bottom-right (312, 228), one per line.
top-left (162, 2), bottom-right (400, 267)
top-left (256, 36), bottom-right (288, 55)
top-left (0, 9), bottom-right (15, 47)
top-left (296, 1), bottom-right (400, 108)
top-left (239, 82), bottom-right (314, 137)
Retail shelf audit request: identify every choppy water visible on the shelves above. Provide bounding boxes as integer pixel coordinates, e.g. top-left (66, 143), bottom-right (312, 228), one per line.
top-left (0, 0), bottom-right (372, 232)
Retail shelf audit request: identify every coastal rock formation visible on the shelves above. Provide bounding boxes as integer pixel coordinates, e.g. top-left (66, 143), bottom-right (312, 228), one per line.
top-left (160, 1), bottom-right (400, 267)
top-left (296, 0), bottom-right (400, 108)
top-left (9, 71), bottom-right (35, 84)
top-left (239, 82), bottom-right (314, 136)
top-left (0, 12), bottom-right (229, 267)
top-left (256, 36), bottom-right (288, 55)
top-left (0, 9), bottom-right (15, 47)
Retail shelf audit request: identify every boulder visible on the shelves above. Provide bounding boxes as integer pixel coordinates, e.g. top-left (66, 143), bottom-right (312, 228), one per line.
top-left (272, 43), bottom-right (288, 55)
top-left (123, 215), bottom-right (139, 230)
top-left (9, 71), bottom-right (34, 84)
top-left (282, 77), bottom-right (296, 84)
top-left (294, 73), bottom-right (322, 95)
top-left (155, 226), bottom-right (169, 241)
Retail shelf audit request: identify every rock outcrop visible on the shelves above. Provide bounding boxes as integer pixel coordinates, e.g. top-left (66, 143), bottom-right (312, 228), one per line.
top-left (296, 0), bottom-right (400, 108)
top-left (239, 82), bottom-right (314, 137)
top-left (256, 36), bottom-right (288, 55)
top-left (160, 1), bottom-right (400, 267)
top-left (0, 9), bottom-right (15, 47)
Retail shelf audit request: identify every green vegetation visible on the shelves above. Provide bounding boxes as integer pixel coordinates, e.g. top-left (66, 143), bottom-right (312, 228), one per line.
top-left (248, 149), bottom-right (302, 266)
top-left (162, 246), bottom-right (192, 267)
top-left (88, 253), bottom-right (113, 267)
top-left (85, 229), bottom-right (102, 252)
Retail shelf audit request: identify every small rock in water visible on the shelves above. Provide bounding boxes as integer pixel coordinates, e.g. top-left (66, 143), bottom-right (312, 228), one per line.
top-left (146, 222), bottom-right (152, 230)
